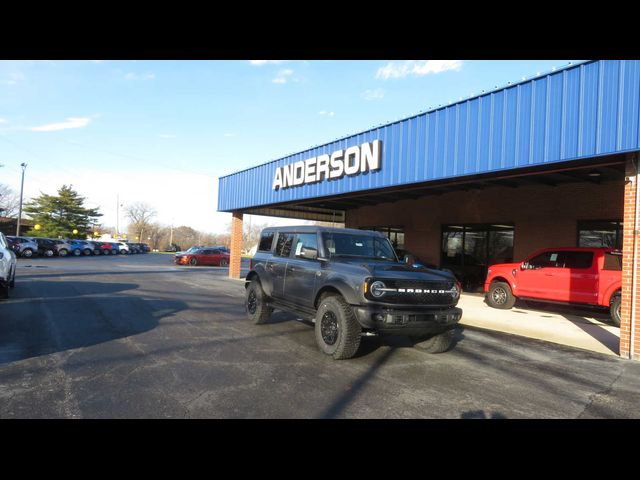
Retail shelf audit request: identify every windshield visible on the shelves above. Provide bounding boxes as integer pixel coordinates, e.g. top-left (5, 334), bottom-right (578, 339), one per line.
top-left (321, 232), bottom-right (398, 261)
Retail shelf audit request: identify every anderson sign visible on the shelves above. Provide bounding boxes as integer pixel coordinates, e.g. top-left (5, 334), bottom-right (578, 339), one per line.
top-left (272, 140), bottom-right (382, 190)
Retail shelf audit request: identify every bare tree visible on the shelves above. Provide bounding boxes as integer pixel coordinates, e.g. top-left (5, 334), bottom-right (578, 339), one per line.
top-left (125, 202), bottom-right (157, 242)
top-left (0, 183), bottom-right (20, 217)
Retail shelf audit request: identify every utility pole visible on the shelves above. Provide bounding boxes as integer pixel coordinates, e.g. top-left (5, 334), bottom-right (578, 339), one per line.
top-left (116, 193), bottom-right (120, 236)
top-left (16, 163), bottom-right (27, 236)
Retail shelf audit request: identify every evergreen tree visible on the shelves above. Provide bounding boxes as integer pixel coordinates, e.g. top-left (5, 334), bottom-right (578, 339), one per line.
top-left (23, 185), bottom-right (102, 238)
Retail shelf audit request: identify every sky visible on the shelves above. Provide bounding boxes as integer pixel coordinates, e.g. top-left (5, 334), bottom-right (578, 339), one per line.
top-left (0, 59), bottom-right (581, 233)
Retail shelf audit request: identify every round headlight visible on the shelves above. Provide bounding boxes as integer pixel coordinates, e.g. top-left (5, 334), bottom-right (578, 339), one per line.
top-left (370, 281), bottom-right (386, 297)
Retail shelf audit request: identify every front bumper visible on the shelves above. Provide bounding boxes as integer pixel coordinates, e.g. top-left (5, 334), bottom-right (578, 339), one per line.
top-left (352, 305), bottom-right (462, 335)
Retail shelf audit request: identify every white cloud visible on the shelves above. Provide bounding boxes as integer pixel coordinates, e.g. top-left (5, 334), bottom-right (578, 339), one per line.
top-left (376, 60), bottom-right (462, 79)
top-left (362, 88), bottom-right (385, 101)
top-left (318, 110), bottom-right (335, 117)
top-left (124, 72), bottom-right (156, 80)
top-left (249, 60), bottom-right (284, 66)
top-left (158, 134), bottom-right (176, 139)
top-left (5, 72), bottom-right (25, 85)
top-left (30, 117), bottom-right (91, 132)
top-left (272, 69), bottom-right (294, 84)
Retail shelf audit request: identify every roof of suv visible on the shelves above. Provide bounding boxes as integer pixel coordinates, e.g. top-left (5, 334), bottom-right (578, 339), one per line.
top-left (260, 225), bottom-right (386, 236)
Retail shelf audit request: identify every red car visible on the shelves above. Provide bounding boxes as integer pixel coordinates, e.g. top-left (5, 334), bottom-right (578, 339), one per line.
top-left (484, 247), bottom-right (622, 326)
top-left (175, 247), bottom-right (230, 267)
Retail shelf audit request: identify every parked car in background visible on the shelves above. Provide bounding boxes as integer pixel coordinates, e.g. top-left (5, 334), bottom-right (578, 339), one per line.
top-left (175, 247), bottom-right (230, 266)
top-left (66, 239), bottom-right (93, 256)
top-left (116, 242), bottom-right (130, 254)
top-left (484, 247), bottom-right (622, 326)
top-left (140, 243), bottom-right (151, 253)
top-left (0, 232), bottom-right (17, 299)
top-left (32, 238), bottom-right (58, 257)
top-left (50, 239), bottom-right (72, 257)
top-left (6, 236), bottom-right (38, 258)
top-left (83, 240), bottom-right (102, 255)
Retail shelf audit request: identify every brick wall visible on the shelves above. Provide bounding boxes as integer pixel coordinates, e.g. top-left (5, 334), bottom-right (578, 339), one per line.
top-left (621, 155), bottom-right (639, 360)
top-left (347, 180), bottom-right (624, 265)
top-left (229, 211), bottom-right (243, 279)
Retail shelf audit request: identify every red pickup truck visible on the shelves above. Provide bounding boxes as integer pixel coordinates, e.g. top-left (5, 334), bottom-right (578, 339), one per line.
top-left (484, 247), bottom-right (622, 326)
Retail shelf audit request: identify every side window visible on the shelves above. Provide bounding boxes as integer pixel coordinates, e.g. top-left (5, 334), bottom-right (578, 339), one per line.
top-left (527, 251), bottom-right (563, 269)
top-left (562, 251), bottom-right (594, 269)
top-left (258, 232), bottom-right (275, 252)
top-left (274, 232), bottom-right (295, 258)
top-left (294, 233), bottom-right (318, 260)
top-left (603, 252), bottom-right (622, 271)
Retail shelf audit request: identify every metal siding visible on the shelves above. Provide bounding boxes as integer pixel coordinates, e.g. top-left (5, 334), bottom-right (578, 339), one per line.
top-left (218, 60), bottom-right (640, 211)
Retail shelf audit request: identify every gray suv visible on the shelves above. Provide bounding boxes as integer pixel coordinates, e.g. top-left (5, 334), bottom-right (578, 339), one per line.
top-left (6, 236), bottom-right (38, 258)
top-left (245, 226), bottom-right (463, 360)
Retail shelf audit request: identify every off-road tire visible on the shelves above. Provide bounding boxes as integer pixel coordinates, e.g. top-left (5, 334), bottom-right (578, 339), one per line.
top-left (486, 281), bottom-right (516, 309)
top-left (411, 329), bottom-right (455, 354)
top-left (245, 279), bottom-right (273, 324)
top-left (610, 294), bottom-right (621, 327)
top-left (314, 294), bottom-right (361, 360)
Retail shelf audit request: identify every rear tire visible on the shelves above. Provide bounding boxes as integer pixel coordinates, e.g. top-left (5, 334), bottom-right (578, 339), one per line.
top-left (610, 294), bottom-right (621, 327)
top-left (314, 294), bottom-right (361, 360)
top-left (411, 329), bottom-right (455, 354)
top-left (219, 258), bottom-right (229, 267)
top-left (245, 279), bottom-right (273, 324)
top-left (486, 281), bottom-right (516, 309)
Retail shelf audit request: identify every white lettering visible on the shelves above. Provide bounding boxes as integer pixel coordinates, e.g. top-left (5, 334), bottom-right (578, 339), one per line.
top-left (282, 164), bottom-right (294, 188)
top-left (304, 157), bottom-right (317, 184)
top-left (271, 141), bottom-right (383, 190)
top-left (292, 161), bottom-right (305, 185)
top-left (344, 146), bottom-right (360, 175)
top-left (272, 167), bottom-right (283, 190)
top-left (329, 150), bottom-right (344, 178)
top-left (361, 139), bottom-right (381, 173)
top-left (316, 154), bottom-right (330, 181)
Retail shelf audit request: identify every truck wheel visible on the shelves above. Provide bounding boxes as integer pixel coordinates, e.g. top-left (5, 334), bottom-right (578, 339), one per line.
top-left (610, 294), bottom-right (621, 327)
top-left (314, 295), bottom-right (361, 360)
top-left (487, 281), bottom-right (516, 309)
top-left (411, 329), bottom-right (455, 354)
top-left (246, 280), bottom-right (273, 324)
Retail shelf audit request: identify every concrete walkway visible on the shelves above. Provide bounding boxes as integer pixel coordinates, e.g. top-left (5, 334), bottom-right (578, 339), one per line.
top-left (458, 293), bottom-right (620, 356)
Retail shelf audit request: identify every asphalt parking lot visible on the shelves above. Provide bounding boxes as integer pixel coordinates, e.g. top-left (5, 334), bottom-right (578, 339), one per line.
top-left (1, 253), bottom-right (639, 418)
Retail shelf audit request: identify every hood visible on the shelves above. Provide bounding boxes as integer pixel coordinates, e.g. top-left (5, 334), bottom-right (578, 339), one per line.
top-left (335, 258), bottom-right (456, 282)
top-left (488, 261), bottom-right (520, 271)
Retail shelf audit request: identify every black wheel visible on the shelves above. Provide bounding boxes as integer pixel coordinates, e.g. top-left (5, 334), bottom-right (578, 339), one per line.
top-left (245, 279), bottom-right (273, 324)
top-left (411, 329), bottom-right (455, 354)
top-left (314, 294), bottom-right (361, 360)
top-left (610, 294), bottom-right (621, 327)
top-left (21, 248), bottom-right (33, 258)
top-left (103, 250), bottom-right (110, 255)
top-left (44, 249), bottom-right (54, 258)
top-left (219, 258), bottom-right (229, 267)
top-left (58, 249), bottom-right (68, 257)
top-left (83, 249), bottom-right (92, 256)
top-left (189, 257), bottom-right (198, 266)
top-left (73, 249), bottom-right (82, 256)
top-left (486, 281), bottom-right (516, 309)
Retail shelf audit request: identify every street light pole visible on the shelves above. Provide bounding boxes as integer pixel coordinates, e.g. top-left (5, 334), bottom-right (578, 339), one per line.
top-left (16, 163), bottom-right (27, 236)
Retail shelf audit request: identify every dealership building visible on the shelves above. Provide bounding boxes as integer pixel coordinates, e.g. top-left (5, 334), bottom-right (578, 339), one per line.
top-left (218, 60), bottom-right (640, 360)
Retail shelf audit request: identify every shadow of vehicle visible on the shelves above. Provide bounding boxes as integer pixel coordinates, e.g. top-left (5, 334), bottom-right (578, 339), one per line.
top-left (0, 280), bottom-right (189, 364)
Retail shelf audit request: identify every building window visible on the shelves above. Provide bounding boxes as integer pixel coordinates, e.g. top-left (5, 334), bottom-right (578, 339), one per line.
top-left (360, 226), bottom-right (404, 249)
top-left (577, 220), bottom-right (622, 249)
top-left (441, 224), bottom-right (514, 290)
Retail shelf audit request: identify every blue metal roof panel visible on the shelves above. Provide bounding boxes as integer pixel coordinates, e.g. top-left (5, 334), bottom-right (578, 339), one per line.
top-left (218, 60), bottom-right (640, 212)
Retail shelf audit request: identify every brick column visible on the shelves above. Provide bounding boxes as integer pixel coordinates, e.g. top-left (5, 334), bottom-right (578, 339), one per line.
top-left (229, 211), bottom-right (243, 279)
top-left (621, 154), bottom-right (639, 360)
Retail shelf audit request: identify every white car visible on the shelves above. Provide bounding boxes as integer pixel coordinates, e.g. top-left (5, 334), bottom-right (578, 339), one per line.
top-left (117, 242), bottom-right (130, 254)
top-left (0, 232), bottom-right (17, 299)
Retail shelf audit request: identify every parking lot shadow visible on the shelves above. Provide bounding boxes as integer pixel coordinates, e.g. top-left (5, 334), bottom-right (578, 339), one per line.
top-left (0, 280), bottom-right (188, 364)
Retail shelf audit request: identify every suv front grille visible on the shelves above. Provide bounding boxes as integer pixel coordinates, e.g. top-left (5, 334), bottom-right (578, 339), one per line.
top-left (376, 280), bottom-right (456, 305)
